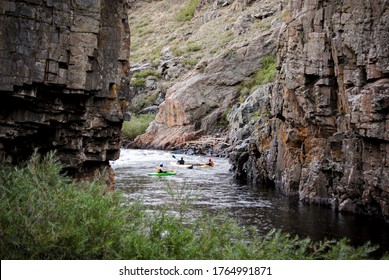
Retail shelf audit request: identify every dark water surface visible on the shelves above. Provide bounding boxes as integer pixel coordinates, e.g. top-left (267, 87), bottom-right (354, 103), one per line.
top-left (112, 149), bottom-right (389, 255)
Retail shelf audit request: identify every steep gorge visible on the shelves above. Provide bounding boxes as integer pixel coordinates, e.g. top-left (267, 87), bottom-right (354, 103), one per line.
top-left (131, 0), bottom-right (389, 221)
top-left (0, 0), bottom-right (131, 184)
top-left (1, 0), bottom-right (388, 221)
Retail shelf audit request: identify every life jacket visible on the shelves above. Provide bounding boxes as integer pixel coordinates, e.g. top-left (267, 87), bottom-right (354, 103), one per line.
top-left (157, 166), bottom-right (164, 173)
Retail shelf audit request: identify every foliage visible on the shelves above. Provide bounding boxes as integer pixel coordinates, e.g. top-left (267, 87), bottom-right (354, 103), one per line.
top-left (131, 69), bottom-right (160, 88)
top-left (175, 0), bottom-right (201, 22)
top-left (186, 43), bottom-right (202, 52)
top-left (183, 58), bottom-right (199, 67)
top-left (132, 77), bottom-right (146, 87)
top-left (133, 69), bottom-right (160, 79)
top-left (132, 93), bottom-right (159, 113)
top-left (0, 152), bottom-right (130, 259)
top-left (251, 108), bottom-right (270, 121)
top-left (0, 152), bottom-right (383, 260)
top-left (122, 114), bottom-right (155, 141)
top-left (240, 54), bottom-right (277, 96)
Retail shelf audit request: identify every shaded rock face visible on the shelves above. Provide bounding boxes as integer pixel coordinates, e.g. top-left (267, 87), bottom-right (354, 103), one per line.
top-left (0, 0), bottom-right (131, 182)
top-left (229, 0), bottom-right (389, 221)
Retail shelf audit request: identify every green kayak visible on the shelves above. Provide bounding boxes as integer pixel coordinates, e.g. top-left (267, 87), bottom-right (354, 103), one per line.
top-left (147, 171), bottom-right (176, 176)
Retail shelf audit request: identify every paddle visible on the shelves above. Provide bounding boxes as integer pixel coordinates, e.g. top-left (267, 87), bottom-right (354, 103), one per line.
top-left (172, 154), bottom-right (207, 166)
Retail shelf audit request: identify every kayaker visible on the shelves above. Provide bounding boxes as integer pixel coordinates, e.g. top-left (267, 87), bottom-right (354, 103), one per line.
top-left (177, 157), bottom-right (185, 165)
top-left (206, 157), bottom-right (214, 167)
top-left (157, 163), bottom-right (167, 173)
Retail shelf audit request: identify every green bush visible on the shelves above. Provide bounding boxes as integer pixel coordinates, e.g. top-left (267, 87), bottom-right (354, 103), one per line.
top-left (175, 0), bottom-right (201, 22)
top-left (132, 68), bottom-right (160, 87)
top-left (186, 43), bottom-right (202, 52)
top-left (240, 54), bottom-right (277, 96)
top-left (0, 152), bottom-right (131, 259)
top-left (132, 77), bottom-right (146, 87)
top-left (0, 152), bottom-right (383, 260)
top-left (133, 69), bottom-right (159, 79)
top-left (122, 114), bottom-right (155, 141)
top-left (183, 58), bottom-right (199, 67)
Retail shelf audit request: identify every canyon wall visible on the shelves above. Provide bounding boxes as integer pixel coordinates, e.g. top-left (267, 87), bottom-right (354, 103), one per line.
top-left (133, 0), bottom-right (389, 221)
top-left (229, 0), bottom-right (389, 221)
top-left (0, 0), bottom-right (131, 183)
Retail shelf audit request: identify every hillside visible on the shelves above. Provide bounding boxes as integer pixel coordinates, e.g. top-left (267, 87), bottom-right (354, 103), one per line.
top-left (128, 0), bottom-right (283, 152)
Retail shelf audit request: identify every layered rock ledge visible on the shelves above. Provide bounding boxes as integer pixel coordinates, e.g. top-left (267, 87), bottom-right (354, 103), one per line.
top-left (0, 0), bottom-right (131, 184)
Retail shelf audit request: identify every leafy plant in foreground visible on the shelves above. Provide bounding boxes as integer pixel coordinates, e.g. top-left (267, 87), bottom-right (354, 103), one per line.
top-left (0, 152), bottom-right (382, 260)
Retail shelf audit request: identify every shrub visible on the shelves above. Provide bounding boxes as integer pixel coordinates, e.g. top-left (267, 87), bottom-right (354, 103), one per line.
top-left (183, 58), bottom-right (199, 67)
top-left (0, 152), bottom-right (131, 259)
top-left (122, 113), bottom-right (155, 140)
top-left (215, 107), bottom-right (232, 129)
top-left (131, 69), bottom-right (160, 88)
top-left (133, 69), bottom-right (159, 79)
top-left (239, 54), bottom-right (277, 96)
top-left (132, 77), bottom-right (145, 87)
top-left (175, 0), bottom-right (201, 22)
top-left (185, 43), bottom-right (202, 52)
top-left (0, 152), bottom-right (382, 260)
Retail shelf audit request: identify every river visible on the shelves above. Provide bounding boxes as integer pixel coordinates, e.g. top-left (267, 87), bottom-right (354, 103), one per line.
top-left (111, 149), bottom-right (389, 255)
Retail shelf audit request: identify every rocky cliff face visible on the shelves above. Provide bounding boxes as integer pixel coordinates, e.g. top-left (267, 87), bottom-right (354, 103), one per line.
top-left (229, 0), bottom-right (389, 221)
top-left (0, 0), bottom-right (131, 183)
top-left (131, 0), bottom-right (389, 221)
top-left (133, 0), bottom-right (283, 153)
top-left (134, 31), bottom-right (278, 150)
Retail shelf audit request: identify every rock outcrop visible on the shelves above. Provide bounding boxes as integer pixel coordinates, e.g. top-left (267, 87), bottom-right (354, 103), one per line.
top-left (229, 0), bottom-right (389, 221)
top-left (134, 24), bottom-right (280, 150)
top-left (0, 0), bottom-right (131, 184)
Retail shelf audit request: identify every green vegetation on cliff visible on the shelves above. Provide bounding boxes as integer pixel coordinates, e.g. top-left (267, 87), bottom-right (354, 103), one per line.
top-left (240, 54), bottom-right (277, 97)
top-left (122, 114), bottom-right (155, 141)
top-left (175, 0), bottom-right (201, 22)
top-left (0, 152), bottom-right (385, 260)
top-left (131, 69), bottom-right (160, 87)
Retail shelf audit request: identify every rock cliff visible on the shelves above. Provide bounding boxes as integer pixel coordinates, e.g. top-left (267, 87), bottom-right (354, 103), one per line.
top-left (229, 0), bottom-right (389, 221)
top-left (132, 0), bottom-right (283, 152)
top-left (130, 0), bottom-right (389, 221)
top-left (0, 0), bottom-right (131, 184)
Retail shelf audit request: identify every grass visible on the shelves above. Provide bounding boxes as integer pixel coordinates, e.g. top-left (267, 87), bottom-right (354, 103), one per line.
top-left (132, 92), bottom-right (159, 113)
top-left (183, 58), bottom-right (199, 67)
top-left (186, 43), bottom-right (202, 52)
top-left (0, 152), bottom-right (385, 260)
top-left (240, 55), bottom-right (277, 97)
top-left (131, 69), bottom-right (160, 88)
top-left (133, 69), bottom-right (159, 79)
top-left (132, 77), bottom-right (145, 87)
top-left (251, 108), bottom-right (270, 121)
top-left (215, 107), bottom-right (232, 129)
top-left (175, 0), bottom-right (201, 22)
top-left (122, 114), bottom-right (155, 141)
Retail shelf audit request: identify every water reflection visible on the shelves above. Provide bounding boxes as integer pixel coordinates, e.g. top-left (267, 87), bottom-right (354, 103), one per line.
top-left (112, 149), bottom-right (389, 255)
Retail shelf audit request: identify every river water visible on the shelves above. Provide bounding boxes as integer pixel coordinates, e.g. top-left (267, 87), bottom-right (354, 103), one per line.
top-left (111, 149), bottom-right (389, 255)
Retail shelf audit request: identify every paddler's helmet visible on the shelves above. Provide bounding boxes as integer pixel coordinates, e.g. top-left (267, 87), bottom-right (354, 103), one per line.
top-left (160, 163), bottom-right (163, 167)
